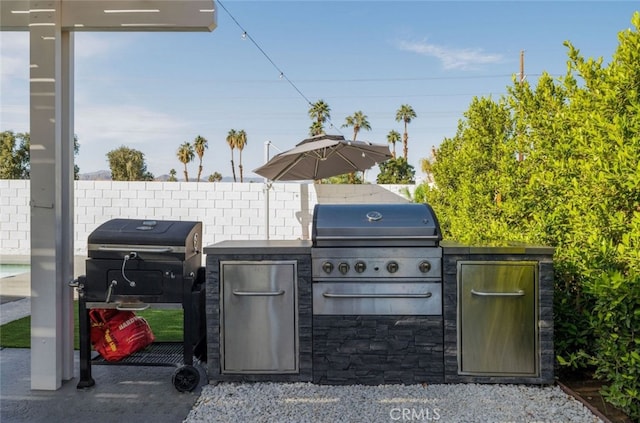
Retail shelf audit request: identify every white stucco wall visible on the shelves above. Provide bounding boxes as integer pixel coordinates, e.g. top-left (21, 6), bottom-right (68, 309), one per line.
top-left (0, 180), bottom-right (414, 257)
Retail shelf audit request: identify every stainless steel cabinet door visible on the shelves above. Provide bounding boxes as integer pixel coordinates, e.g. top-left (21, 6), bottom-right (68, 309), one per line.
top-left (221, 261), bottom-right (298, 373)
top-left (458, 261), bottom-right (538, 376)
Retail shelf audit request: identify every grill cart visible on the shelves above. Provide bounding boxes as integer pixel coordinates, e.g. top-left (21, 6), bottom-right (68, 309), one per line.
top-left (70, 219), bottom-right (206, 392)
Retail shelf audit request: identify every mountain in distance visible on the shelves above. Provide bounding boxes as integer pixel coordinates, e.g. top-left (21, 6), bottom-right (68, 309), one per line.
top-left (78, 170), bottom-right (262, 183)
top-left (78, 170), bottom-right (111, 180)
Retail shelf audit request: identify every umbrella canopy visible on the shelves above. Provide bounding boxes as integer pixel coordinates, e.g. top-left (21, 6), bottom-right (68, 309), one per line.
top-left (253, 134), bottom-right (392, 181)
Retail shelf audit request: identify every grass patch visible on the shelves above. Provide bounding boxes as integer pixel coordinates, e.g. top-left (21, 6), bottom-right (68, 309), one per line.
top-left (0, 301), bottom-right (183, 349)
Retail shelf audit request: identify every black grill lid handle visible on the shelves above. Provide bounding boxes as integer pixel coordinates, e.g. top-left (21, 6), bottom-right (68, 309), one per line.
top-left (98, 246), bottom-right (174, 253)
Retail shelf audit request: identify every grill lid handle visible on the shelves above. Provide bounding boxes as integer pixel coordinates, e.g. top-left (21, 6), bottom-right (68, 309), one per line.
top-left (98, 246), bottom-right (174, 253)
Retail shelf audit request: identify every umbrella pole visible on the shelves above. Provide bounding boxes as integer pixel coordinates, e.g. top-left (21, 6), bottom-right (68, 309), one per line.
top-left (264, 183), bottom-right (270, 240)
top-left (264, 141), bottom-right (271, 240)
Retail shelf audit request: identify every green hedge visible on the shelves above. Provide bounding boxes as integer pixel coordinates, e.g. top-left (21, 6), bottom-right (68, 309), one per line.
top-left (416, 12), bottom-right (640, 420)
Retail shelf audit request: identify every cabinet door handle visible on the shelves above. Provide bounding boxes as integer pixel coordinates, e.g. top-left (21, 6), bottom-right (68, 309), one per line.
top-left (471, 289), bottom-right (525, 297)
top-left (232, 289), bottom-right (285, 296)
top-left (323, 292), bottom-right (432, 299)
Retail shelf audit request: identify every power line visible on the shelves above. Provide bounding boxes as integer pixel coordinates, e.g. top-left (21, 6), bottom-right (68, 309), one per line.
top-left (73, 73), bottom-right (559, 84)
top-left (292, 74), bottom-right (555, 83)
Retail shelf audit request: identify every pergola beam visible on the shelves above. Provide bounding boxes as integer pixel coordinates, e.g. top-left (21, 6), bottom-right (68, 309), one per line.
top-left (1, 0), bottom-right (216, 31)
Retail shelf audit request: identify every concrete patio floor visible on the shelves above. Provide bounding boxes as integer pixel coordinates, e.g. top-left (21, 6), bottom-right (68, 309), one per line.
top-left (0, 256), bottom-right (203, 423)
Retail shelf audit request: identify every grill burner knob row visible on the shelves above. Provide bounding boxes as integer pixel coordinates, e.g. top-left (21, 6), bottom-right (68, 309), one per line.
top-left (386, 261), bottom-right (399, 273)
top-left (322, 261), bottom-right (334, 274)
top-left (354, 261), bottom-right (366, 273)
top-left (338, 262), bottom-right (350, 274)
top-left (419, 260), bottom-right (432, 273)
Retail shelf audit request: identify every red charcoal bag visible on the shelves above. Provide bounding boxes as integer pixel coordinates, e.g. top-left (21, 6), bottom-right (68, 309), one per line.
top-left (89, 309), bottom-right (155, 362)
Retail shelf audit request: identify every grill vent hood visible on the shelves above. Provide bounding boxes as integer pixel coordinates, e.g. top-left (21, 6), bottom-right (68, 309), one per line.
top-left (87, 219), bottom-right (202, 261)
top-left (312, 203), bottom-right (442, 247)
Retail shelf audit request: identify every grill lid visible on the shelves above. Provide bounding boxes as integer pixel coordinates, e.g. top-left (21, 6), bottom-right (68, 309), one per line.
top-left (312, 203), bottom-right (442, 247)
top-left (87, 219), bottom-right (202, 261)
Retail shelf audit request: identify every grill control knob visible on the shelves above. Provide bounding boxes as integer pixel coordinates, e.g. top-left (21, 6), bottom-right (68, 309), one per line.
top-left (419, 261), bottom-right (432, 273)
top-left (386, 261), bottom-right (399, 273)
top-left (322, 261), bottom-right (334, 274)
top-left (338, 262), bottom-right (350, 275)
top-left (354, 261), bottom-right (366, 273)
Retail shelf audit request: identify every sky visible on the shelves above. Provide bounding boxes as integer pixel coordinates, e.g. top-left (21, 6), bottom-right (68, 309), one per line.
top-left (1, 1), bottom-right (638, 182)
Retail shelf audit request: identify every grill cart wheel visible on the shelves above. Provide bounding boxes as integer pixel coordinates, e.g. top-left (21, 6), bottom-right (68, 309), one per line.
top-left (172, 365), bottom-right (200, 392)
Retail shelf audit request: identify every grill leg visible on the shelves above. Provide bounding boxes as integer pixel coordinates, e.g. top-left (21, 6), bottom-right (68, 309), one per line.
top-left (182, 278), bottom-right (194, 366)
top-left (77, 298), bottom-right (95, 389)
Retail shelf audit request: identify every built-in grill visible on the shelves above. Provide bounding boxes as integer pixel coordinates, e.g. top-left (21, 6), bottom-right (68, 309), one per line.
top-left (311, 203), bottom-right (445, 385)
top-left (203, 202), bottom-right (554, 386)
top-left (72, 219), bottom-right (207, 392)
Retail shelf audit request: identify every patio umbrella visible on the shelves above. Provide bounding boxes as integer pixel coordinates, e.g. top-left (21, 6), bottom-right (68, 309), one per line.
top-left (253, 134), bottom-right (392, 181)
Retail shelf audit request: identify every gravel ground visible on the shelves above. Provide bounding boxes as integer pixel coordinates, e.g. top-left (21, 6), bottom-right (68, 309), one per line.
top-left (184, 382), bottom-right (602, 423)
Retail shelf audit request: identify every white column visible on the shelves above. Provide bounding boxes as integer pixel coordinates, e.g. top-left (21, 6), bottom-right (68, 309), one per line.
top-left (29, 0), bottom-right (75, 390)
top-left (60, 29), bottom-right (75, 381)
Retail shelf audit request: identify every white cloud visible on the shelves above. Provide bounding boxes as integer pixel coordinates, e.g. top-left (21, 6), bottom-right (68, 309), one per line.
top-left (1, 33), bottom-right (29, 131)
top-left (76, 103), bottom-right (190, 145)
top-left (74, 103), bottom-right (193, 174)
top-left (397, 40), bottom-right (503, 70)
top-left (0, 32), bottom-right (132, 84)
top-left (0, 32), bottom-right (29, 82)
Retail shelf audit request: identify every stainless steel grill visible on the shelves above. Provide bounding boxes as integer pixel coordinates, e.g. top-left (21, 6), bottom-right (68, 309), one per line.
top-left (311, 203), bottom-right (446, 385)
top-left (312, 203), bottom-right (441, 247)
top-left (311, 203), bottom-right (443, 315)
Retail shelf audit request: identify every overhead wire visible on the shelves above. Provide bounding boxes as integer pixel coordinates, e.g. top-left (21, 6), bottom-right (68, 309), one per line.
top-left (216, 0), bottom-right (343, 135)
top-left (214, 2), bottom-right (543, 138)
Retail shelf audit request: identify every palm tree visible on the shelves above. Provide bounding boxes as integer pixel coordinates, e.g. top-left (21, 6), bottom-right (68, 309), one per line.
top-left (341, 111), bottom-right (371, 183)
top-left (341, 110), bottom-right (371, 141)
top-left (309, 121), bottom-right (324, 137)
top-left (226, 129), bottom-right (238, 182)
top-left (208, 171), bottom-right (222, 182)
top-left (395, 104), bottom-right (416, 160)
top-left (386, 130), bottom-right (401, 159)
top-left (193, 135), bottom-right (208, 182)
top-left (168, 168), bottom-right (177, 182)
top-left (236, 130), bottom-right (248, 182)
top-left (308, 99), bottom-right (331, 136)
top-left (177, 142), bottom-right (194, 182)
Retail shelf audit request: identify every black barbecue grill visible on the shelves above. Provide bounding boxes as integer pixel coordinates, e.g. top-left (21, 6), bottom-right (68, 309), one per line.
top-left (311, 203), bottom-right (446, 384)
top-left (71, 219), bottom-right (207, 392)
